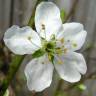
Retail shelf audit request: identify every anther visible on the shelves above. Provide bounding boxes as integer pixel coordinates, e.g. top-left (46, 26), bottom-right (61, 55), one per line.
top-left (67, 40), bottom-right (70, 42)
top-left (42, 62), bottom-right (44, 64)
top-left (60, 38), bottom-right (64, 44)
top-left (56, 48), bottom-right (62, 54)
top-left (64, 48), bottom-right (68, 54)
top-left (48, 54), bottom-right (51, 61)
top-left (41, 24), bottom-right (45, 30)
top-left (28, 36), bottom-right (32, 40)
top-left (73, 43), bottom-right (77, 47)
top-left (58, 60), bottom-right (63, 64)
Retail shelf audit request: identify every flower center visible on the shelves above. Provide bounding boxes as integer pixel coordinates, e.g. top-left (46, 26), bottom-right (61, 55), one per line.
top-left (44, 41), bottom-right (56, 61)
top-left (45, 42), bottom-right (55, 53)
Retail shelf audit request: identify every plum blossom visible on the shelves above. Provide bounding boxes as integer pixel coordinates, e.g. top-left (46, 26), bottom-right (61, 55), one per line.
top-left (4, 2), bottom-right (87, 92)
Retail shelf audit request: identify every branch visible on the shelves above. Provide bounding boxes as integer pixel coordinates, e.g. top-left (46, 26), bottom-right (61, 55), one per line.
top-left (64, 0), bottom-right (79, 22)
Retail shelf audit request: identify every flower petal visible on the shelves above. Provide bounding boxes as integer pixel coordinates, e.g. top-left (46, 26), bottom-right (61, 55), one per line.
top-left (57, 23), bottom-right (87, 51)
top-left (68, 52), bottom-right (87, 74)
top-left (4, 25), bottom-right (41, 55)
top-left (24, 55), bottom-right (54, 92)
top-left (54, 52), bottom-right (87, 83)
top-left (57, 22), bottom-right (84, 38)
top-left (35, 2), bottom-right (62, 40)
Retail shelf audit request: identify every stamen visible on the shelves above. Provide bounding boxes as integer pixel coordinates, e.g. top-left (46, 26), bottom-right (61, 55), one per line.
top-left (58, 60), bottom-right (63, 64)
top-left (27, 36), bottom-right (41, 48)
top-left (41, 24), bottom-right (45, 30)
top-left (50, 34), bottom-right (55, 40)
top-left (62, 45), bottom-right (64, 48)
top-left (56, 48), bottom-right (62, 54)
top-left (42, 62), bottom-right (44, 64)
top-left (48, 54), bottom-right (51, 61)
top-left (60, 38), bottom-right (64, 44)
top-left (41, 24), bottom-right (46, 39)
top-left (64, 48), bottom-right (68, 54)
top-left (73, 43), bottom-right (77, 47)
top-left (27, 36), bottom-right (32, 41)
top-left (67, 40), bottom-right (70, 42)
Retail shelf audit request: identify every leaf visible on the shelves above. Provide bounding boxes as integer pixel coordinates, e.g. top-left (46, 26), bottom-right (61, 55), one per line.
top-left (32, 49), bottom-right (45, 58)
top-left (60, 10), bottom-right (66, 22)
top-left (4, 89), bottom-right (9, 96)
top-left (55, 90), bottom-right (67, 96)
top-left (78, 84), bottom-right (86, 91)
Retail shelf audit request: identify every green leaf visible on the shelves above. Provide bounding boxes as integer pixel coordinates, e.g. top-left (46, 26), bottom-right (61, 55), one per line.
top-left (4, 89), bottom-right (9, 96)
top-left (60, 10), bottom-right (66, 22)
top-left (32, 49), bottom-right (45, 58)
top-left (55, 90), bottom-right (67, 96)
top-left (51, 55), bottom-right (54, 63)
top-left (78, 84), bottom-right (86, 91)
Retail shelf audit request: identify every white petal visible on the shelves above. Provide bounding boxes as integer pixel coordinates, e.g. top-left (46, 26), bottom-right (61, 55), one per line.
top-left (24, 55), bottom-right (54, 92)
top-left (63, 31), bottom-right (87, 51)
top-left (68, 52), bottom-right (87, 74)
top-left (70, 30), bottom-right (87, 51)
top-left (63, 22), bottom-right (84, 35)
top-left (4, 25), bottom-right (41, 55)
top-left (35, 2), bottom-right (62, 40)
top-left (57, 23), bottom-right (87, 51)
top-left (57, 22), bottom-right (84, 38)
top-left (54, 52), bottom-right (87, 83)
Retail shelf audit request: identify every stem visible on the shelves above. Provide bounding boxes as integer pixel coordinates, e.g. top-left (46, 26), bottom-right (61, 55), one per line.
top-left (54, 79), bottom-right (64, 96)
top-left (0, 0), bottom-right (46, 95)
top-left (0, 55), bottom-right (25, 95)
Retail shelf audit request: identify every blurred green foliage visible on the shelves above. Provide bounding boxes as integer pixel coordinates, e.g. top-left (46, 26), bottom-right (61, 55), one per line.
top-left (4, 89), bottom-right (9, 96)
top-left (60, 10), bottom-right (66, 22)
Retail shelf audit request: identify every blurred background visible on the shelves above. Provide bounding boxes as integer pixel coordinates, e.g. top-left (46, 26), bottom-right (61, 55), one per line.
top-left (0, 0), bottom-right (96, 96)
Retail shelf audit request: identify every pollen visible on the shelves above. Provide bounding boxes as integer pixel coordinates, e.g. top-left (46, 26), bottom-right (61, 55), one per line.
top-left (50, 34), bottom-right (55, 40)
top-left (41, 24), bottom-right (45, 30)
top-left (73, 43), bottom-right (77, 47)
top-left (67, 40), bottom-right (70, 42)
top-left (58, 60), bottom-right (63, 64)
top-left (28, 36), bottom-right (32, 40)
top-left (64, 48), bottom-right (68, 54)
top-left (60, 38), bottom-right (64, 44)
top-left (48, 54), bottom-right (51, 61)
top-left (42, 62), bottom-right (44, 64)
top-left (56, 48), bottom-right (62, 54)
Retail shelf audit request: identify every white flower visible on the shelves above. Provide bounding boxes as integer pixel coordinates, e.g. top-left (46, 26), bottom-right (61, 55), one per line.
top-left (4, 2), bottom-right (87, 92)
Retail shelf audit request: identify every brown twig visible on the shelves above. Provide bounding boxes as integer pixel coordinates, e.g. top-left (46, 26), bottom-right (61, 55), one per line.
top-left (64, 0), bottom-right (79, 22)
